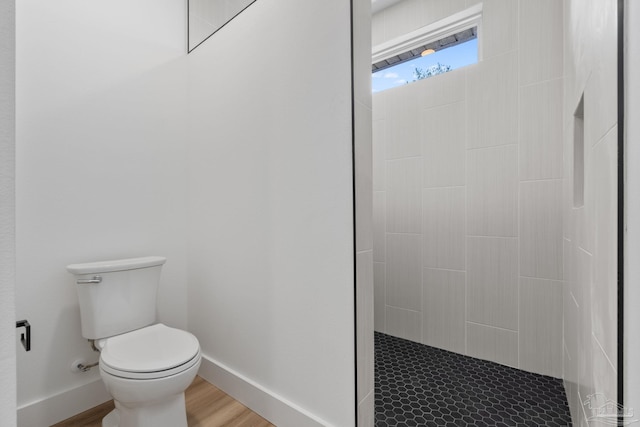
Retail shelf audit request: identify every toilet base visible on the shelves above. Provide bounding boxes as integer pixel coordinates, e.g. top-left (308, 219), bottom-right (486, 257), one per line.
top-left (101, 393), bottom-right (188, 427)
top-left (102, 409), bottom-right (119, 427)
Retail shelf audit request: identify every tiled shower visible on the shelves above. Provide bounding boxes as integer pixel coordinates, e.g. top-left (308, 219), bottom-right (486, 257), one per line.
top-left (372, 0), bottom-right (619, 425)
top-left (373, 0), bottom-right (564, 377)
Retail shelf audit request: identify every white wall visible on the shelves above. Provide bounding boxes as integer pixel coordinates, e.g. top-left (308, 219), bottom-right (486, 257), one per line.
top-left (185, 1), bottom-right (356, 426)
top-left (16, 1), bottom-right (362, 425)
top-left (15, 0), bottom-right (189, 423)
top-left (372, 0), bottom-right (565, 378)
top-left (625, 0), bottom-right (640, 418)
top-left (0, 0), bottom-right (17, 425)
top-left (563, 0), bottom-right (619, 424)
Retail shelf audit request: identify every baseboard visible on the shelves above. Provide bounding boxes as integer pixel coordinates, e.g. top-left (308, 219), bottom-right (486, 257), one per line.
top-left (198, 354), bottom-right (331, 427)
top-left (17, 379), bottom-right (111, 427)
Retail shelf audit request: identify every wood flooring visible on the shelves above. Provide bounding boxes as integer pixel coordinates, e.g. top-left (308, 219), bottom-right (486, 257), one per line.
top-left (52, 376), bottom-right (275, 427)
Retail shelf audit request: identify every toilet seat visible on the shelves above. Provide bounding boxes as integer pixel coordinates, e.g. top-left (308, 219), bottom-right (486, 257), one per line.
top-left (100, 323), bottom-right (200, 380)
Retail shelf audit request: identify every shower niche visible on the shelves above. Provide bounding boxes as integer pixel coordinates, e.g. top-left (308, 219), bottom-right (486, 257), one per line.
top-left (188, 0), bottom-right (257, 52)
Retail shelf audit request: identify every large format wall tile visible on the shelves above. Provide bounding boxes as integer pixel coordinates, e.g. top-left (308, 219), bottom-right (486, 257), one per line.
top-left (386, 84), bottom-right (421, 160)
top-left (422, 101), bottom-right (466, 188)
top-left (355, 101), bottom-right (373, 252)
top-left (386, 158), bottom-right (422, 233)
top-left (383, 0), bottom-right (425, 41)
top-left (356, 251), bottom-right (374, 402)
top-left (467, 236), bottom-right (518, 330)
top-left (519, 277), bottom-right (563, 378)
top-left (591, 336), bottom-right (617, 413)
top-left (373, 191), bottom-right (386, 262)
top-left (467, 52), bottom-right (518, 149)
top-left (416, 66), bottom-right (466, 111)
top-left (423, 268), bottom-right (466, 353)
top-left (576, 247), bottom-right (594, 405)
top-left (519, 78), bottom-right (563, 181)
top-left (386, 233), bottom-right (422, 311)
top-left (386, 306), bottom-right (421, 343)
top-left (419, 0), bottom-right (466, 28)
top-left (371, 11), bottom-right (385, 46)
top-left (423, 187), bottom-right (465, 271)
top-left (373, 119), bottom-right (386, 191)
top-left (372, 90), bottom-right (386, 122)
top-left (481, 0), bottom-right (518, 59)
top-left (592, 129), bottom-right (618, 370)
top-left (519, 0), bottom-right (563, 86)
top-left (374, 262), bottom-right (386, 332)
top-left (467, 322), bottom-right (518, 368)
top-left (467, 145), bottom-right (518, 237)
top-left (520, 180), bottom-right (563, 280)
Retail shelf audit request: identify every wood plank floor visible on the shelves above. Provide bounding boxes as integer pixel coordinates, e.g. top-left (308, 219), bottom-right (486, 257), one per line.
top-left (52, 376), bottom-right (275, 427)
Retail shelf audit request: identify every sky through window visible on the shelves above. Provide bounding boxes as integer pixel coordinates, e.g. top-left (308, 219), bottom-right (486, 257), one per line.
top-left (372, 38), bottom-right (478, 92)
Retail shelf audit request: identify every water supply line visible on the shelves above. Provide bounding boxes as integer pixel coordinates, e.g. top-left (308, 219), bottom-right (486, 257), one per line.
top-left (77, 339), bottom-right (100, 372)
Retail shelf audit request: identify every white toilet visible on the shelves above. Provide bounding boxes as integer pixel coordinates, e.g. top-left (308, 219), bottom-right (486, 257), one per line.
top-left (67, 256), bottom-right (201, 427)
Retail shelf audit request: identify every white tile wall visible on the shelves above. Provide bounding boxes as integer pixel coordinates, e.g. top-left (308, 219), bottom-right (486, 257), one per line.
top-left (356, 251), bottom-right (374, 403)
top-left (372, 0), bottom-right (569, 380)
top-left (564, 282), bottom-right (580, 417)
top-left (416, 67), bottom-right (466, 110)
top-left (386, 158), bottom-right (422, 233)
top-left (372, 89), bottom-right (386, 122)
top-left (371, 11), bottom-right (385, 46)
top-left (356, 101), bottom-right (373, 253)
top-left (466, 322), bottom-right (518, 368)
top-left (423, 268), bottom-right (466, 353)
top-left (467, 237), bottom-right (518, 330)
top-left (386, 306), bottom-right (421, 342)
top-left (419, 0), bottom-right (467, 28)
top-left (422, 101), bottom-right (466, 188)
top-left (373, 262), bottom-right (386, 332)
top-left (386, 84), bottom-right (421, 160)
top-left (519, 179), bottom-right (563, 280)
top-left (519, 277), bottom-right (563, 377)
top-left (372, 120), bottom-right (386, 191)
top-left (422, 187), bottom-right (465, 271)
top-left (467, 145), bottom-right (518, 237)
top-left (382, 0), bottom-right (424, 41)
top-left (357, 391), bottom-right (375, 427)
top-left (481, 0), bottom-right (518, 59)
top-left (467, 52), bottom-right (518, 149)
top-left (592, 128), bottom-right (618, 371)
top-left (519, 0), bottom-right (563, 86)
top-left (386, 233), bottom-right (422, 311)
top-left (372, 191), bottom-right (386, 262)
top-left (519, 78), bottom-right (564, 181)
top-left (576, 247), bottom-right (594, 408)
top-left (591, 337), bottom-right (617, 420)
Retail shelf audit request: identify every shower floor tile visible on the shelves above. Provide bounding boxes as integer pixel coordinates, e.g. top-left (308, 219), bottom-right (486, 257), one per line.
top-left (375, 332), bottom-right (572, 427)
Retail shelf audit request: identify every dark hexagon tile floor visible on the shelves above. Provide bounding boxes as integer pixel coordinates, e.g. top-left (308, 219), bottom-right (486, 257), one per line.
top-left (375, 332), bottom-right (572, 427)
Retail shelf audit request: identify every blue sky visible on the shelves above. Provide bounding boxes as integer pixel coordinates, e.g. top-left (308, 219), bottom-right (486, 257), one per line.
top-left (372, 38), bottom-right (478, 92)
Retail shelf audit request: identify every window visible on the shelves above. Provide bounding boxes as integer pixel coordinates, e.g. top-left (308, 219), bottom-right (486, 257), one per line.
top-left (372, 4), bottom-right (482, 92)
top-left (372, 36), bottom-right (477, 92)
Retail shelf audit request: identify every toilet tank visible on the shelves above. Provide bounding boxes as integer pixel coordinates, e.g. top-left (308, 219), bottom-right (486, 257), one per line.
top-left (66, 256), bottom-right (167, 339)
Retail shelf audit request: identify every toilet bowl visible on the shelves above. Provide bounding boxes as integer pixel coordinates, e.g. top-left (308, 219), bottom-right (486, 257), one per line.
top-left (97, 323), bottom-right (201, 427)
top-left (66, 257), bottom-right (201, 427)
top-left (98, 324), bottom-right (201, 427)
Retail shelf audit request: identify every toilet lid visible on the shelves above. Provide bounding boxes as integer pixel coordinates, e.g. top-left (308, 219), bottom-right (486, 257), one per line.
top-left (100, 324), bottom-right (200, 374)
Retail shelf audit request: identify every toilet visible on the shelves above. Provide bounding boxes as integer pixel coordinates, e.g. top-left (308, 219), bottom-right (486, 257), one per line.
top-left (67, 256), bottom-right (201, 427)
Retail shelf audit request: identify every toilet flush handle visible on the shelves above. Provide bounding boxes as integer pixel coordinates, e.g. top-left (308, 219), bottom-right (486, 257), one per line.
top-left (77, 275), bottom-right (102, 284)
